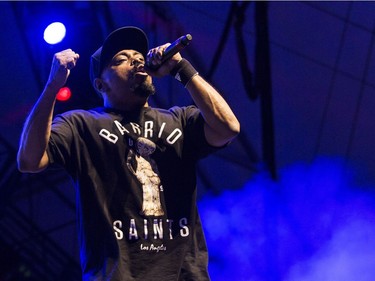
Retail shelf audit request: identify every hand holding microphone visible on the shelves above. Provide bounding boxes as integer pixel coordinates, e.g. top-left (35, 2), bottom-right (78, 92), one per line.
top-left (146, 34), bottom-right (192, 72)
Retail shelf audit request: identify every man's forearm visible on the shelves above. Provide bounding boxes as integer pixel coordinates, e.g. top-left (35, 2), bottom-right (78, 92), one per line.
top-left (186, 75), bottom-right (240, 147)
top-left (18, 49), bottom-right (79, 173)
top-left (17, 85), bottom-right (58, 173)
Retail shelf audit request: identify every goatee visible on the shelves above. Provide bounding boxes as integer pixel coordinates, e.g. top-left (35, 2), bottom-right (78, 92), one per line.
top-left (131, 79), bottom-right (156, 98)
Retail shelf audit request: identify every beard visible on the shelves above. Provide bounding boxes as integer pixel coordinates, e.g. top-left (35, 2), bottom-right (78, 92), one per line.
top-left (131, 77), bottom-right (156, 98)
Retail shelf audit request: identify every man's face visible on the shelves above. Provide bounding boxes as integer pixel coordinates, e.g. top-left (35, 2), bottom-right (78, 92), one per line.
top-left (100, 49), bottom-right (155, 107)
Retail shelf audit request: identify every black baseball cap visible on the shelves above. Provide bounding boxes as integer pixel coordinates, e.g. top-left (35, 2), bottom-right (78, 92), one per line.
top-left (90, 26), bottom-right (149, 88)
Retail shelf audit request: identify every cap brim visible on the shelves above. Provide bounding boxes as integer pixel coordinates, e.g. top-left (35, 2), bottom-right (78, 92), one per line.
top-left (100, 26), bottom-right (149, 72)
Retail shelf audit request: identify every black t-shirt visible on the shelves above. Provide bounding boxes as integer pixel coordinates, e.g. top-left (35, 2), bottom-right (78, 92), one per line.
top-left (47, 105), bottom-right (220, 281)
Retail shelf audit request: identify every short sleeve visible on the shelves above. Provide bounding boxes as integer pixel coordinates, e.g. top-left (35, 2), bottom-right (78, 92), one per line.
top-left (46, 114), bottom-right (77, 176)
top-left (172, 105), bottom-right (223, 161)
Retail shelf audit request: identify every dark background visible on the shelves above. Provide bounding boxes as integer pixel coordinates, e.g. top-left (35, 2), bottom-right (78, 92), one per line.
top-left (1, 1), bottom-right (375, 280)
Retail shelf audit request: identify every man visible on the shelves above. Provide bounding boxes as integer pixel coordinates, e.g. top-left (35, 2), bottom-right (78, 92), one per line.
top-left (17, 26), bottom-right (240, 280)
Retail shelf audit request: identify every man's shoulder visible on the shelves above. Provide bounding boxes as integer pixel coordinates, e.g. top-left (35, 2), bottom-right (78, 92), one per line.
top-left (150, 105), bottom-right (199, 117)
top-left (53, 108), bottom-right (113, 127)
top-left (57, 107), bottom-right (107, 118)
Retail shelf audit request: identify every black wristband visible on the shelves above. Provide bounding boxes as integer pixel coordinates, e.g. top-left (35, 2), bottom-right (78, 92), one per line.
top-left (170, 59), bottom-right (198, 87)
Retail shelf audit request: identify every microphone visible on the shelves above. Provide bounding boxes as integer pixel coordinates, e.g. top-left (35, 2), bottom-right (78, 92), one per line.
top-left (146, 34), bottom-right (192, 70)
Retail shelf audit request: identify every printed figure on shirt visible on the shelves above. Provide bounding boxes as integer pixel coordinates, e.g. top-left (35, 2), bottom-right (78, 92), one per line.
top-left (127, 137), bottom-right (165, 216)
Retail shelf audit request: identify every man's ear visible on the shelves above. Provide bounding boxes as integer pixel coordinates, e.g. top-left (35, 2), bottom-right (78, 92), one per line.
top-left (94, 78), bottom-right (107, 94)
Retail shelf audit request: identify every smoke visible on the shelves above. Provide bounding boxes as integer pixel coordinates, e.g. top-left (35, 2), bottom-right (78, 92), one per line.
top-left (199, 157), bottom-right (375, 281)
top-left (286, 219), bottom-right (375, 281)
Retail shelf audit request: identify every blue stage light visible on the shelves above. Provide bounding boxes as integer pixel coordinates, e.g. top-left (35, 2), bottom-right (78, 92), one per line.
top-left (43, 22), bottom-right (66, 45)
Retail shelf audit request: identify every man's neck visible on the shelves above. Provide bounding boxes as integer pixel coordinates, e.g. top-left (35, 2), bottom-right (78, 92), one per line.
top-left (104, 99), bottom-right (149, 112)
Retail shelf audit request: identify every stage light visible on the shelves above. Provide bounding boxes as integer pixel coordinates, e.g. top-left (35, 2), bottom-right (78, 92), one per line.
top-left (56, 87), bottom-right (72, 102)
top-left (43, 22), bottom-right (66, 45)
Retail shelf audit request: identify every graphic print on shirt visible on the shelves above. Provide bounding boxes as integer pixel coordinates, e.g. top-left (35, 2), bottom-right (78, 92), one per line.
top-left (99, 117), bottom-right (191, 244)
top-left (126, 137), bottom-right (165, 216)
